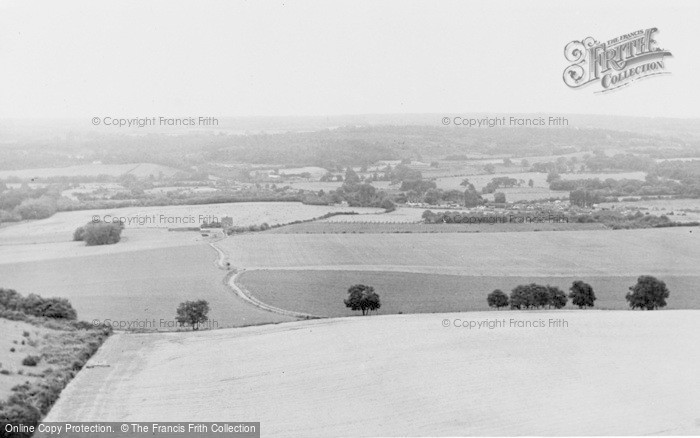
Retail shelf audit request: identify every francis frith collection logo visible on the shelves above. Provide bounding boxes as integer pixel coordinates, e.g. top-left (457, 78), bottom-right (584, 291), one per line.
top-left (563, 28), bottom-right (672, 93)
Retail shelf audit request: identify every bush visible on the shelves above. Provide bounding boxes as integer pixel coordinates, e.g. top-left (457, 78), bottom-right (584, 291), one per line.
top-left (487, 289), bottom-right (509, 309)
top-left (81, 222), bottom-right (123, 246)
top-left (14, 197), bottom-right (57, 220)
top-left (19, 295), bottom-right (77, 320)
top-left (0, 290), bottom-right (77, 320)
top-left (22, 355), bottom-right (40, 367)
top-left (0, 288), bottom-right (21, 309)
top-left (73, 226), bottom-right (86, 241)
top-left (569, 281), bottom-right (596, 308)
top-left (626, 275), bottom-right (670, 310)
top-left (0, 402), bottom-right (42, 437)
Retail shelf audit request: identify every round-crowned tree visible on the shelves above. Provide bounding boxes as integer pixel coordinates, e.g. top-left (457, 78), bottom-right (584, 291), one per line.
top-left (344, 284), bottom-right (381, 316)
top-left (569, 281), bottom-right (596, 309)
top-left (547, 286), bottom-right (568, 309)
top-left (626, 276), bottom-right (670, 310)
top-left (487, 289), bottom-right (509, 310)
top-left (175, 299), bottom-right (210, 330)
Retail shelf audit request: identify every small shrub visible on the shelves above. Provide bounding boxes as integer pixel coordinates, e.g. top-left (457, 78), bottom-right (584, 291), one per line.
top-left (73, 226), bottom-right (86, 241)
top-left (10, 347), bottom-right (15, 352)
top-left (22, 355), bottom-right (40, 367)
top-left (0, 369), bottom-right (11, 375)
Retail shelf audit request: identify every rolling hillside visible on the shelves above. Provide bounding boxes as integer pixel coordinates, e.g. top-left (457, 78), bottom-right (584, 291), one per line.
top-left (44, 311), bottom-right (700, 436)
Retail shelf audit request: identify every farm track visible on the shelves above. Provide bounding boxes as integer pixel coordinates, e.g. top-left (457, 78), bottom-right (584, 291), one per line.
top-left (210, 238), bottom-right (320, 320)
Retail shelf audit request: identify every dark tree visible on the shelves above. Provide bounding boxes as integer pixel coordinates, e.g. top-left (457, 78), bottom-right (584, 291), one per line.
top-left (626, 276), bottom-right (670, 310)
top-left (175, 300), bottom-right (210, 329)
top-left (510, 284), bottom-right (534, 309)
top-left (487, 289), bottom-right (509, 310)
top-left (569, 281), bottom-right (596, 308)
top-left (494, 192), bottom-right (506, 204)
top-left (510, 283), bottom-right (555, 309)
top-left (75, 221), bottom-right (124, 246)
top-left (464, 186), bottom-right (484, 207)
top-left (547, 286), bottom-right (568, 309)
top-left (344, 284), bottom-right (381, 315)
top-left (532, 285), bottom-right (551, 308)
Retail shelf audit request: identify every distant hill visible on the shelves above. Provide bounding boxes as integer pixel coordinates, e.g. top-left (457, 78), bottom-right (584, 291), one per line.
top-left (0, 162), bottom-right (181, 180)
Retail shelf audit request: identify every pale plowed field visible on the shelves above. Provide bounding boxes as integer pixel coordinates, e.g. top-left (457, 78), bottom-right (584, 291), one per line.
top-left (44, 311), bottom-right (700, 436)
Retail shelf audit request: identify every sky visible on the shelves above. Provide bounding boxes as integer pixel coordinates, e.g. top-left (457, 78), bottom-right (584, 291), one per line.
top-left (0, 0), bottom-right (698, 119)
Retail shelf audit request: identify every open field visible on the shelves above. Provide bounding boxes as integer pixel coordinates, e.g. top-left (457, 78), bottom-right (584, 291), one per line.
top-left (239, 270), bottom-right (700, 316)
top-left (435, 173), bottom-right (548, 191)
top-left (320, 207), bottom-right (440, 223)
top-left (0, 202), bottom-right (383, 246)
top-left (0, 228), bottom-right (212, 264)
top-left (218, 228), bottom-right (700, 277)
top-left (0, 162), bottom-right (181, 180)
top-left (435, 171), bottom-right (646, 192)
top-left (481, 187), bottom-right (567, 202)
top-left (0, 244), bottom-right (294, 329)
top-left (269, 221), bottom-right (607, 234)
top-left (278, 166), bottom-right (328, 178)
top-left (44, 311), bottom-right (700, 436)
top-left (599, 198), bottom-right (700, 223)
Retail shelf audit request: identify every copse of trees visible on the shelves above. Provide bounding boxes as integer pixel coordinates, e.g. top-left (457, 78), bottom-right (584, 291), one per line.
top-left (626, 275), bottom-right (670, 310)
top-left (344, 284), bottom-right (381, 316)
top-left (508, 283), bottom-right (568, 310)
top-left (487, 289), bottom-right (509, 309)
top-left (73, 221), bottom-right (124, 246)
top-left (569, 281), bottom-right (596, 308)
top-left (482, 177), bottom-right (519, 194)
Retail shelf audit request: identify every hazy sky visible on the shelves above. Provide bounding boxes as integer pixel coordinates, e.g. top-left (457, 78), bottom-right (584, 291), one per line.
top-left (1, 0), bottom-right (698, 119)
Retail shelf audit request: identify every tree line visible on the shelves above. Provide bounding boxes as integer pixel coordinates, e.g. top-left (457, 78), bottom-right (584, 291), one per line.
top-left (487, 276), bottom-right (670, 311)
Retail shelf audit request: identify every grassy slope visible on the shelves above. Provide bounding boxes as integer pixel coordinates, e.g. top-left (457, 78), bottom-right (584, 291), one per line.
top-left (238, 270), bottom-right (700, 316)
top-left (44, 311), bottom-right (700, 436)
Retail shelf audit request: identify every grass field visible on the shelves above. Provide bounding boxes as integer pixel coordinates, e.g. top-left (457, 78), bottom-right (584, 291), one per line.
top-left (481, 187), bottom-right (567, 202)
top-left (239, 270), bottom-right (700, 316)
top-left (0, 244), bottom-right (294, 329)
top-left (0, 202), bottom-right (383, 246)
top-left (43, 311), bottom-right (700, 436)
top-left (599, 198), bottom-right (700, 223)
top-left (0, 228), bottom-right (207, 264)
top-left (269, 221), bottom-right (607, 233)
top-left (218, 228), bottom-right (699, 277)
